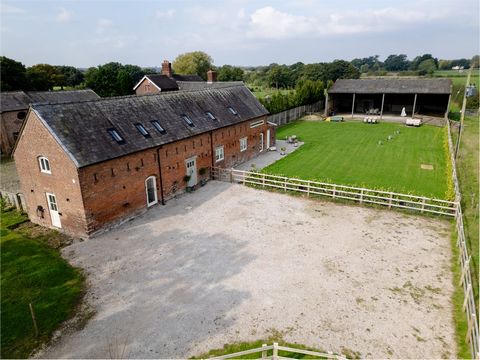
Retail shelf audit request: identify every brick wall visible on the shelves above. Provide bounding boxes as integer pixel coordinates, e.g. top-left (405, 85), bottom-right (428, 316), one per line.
top-left (13, 112), bottom-right (88, 237)
top-left (1, 110), bottom-right (27, 155)
top-left (135, 79), bottom-right (161, 95)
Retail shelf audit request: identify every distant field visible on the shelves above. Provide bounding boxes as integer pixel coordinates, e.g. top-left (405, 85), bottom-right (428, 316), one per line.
top-left (264, 121), bottom-right (448, 199)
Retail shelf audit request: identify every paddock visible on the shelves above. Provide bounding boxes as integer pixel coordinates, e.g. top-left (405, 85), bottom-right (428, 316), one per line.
top-left (39, 181), bottom-right (455, 359)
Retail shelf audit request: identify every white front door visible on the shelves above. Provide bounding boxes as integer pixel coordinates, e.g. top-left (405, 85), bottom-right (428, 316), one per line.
top-left (266, 129), bottom-right (271, 149)
top-left (145, 176), bottom-right (158, 207)
top-left (46, 192), bottom-right (61, 228)
top-left (259, 133), bottom-right (264, 152)
top-left (185, 157), bottom-right (197, 187)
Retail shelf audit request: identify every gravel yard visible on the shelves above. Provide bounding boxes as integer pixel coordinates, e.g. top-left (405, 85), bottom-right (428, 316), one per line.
top-left (39, 181), bottom-right (455, 359)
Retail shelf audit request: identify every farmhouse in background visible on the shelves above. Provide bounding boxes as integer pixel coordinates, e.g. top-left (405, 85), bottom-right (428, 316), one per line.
top-left (0, 89), bottom-right (100, 155)
top-left (134, 60), bottom-right (237, 95)
top-left (325, 78), bottom-right (452, 119)
top-left (13, 84), bottom-right (274, 237)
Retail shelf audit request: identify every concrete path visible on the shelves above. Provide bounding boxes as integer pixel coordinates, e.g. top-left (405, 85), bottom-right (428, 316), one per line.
top-left (235, 140), bottom-right (303, 171)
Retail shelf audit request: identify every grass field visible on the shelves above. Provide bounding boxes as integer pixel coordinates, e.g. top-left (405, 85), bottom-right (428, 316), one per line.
top-left (248, 86), bottom-right (295, 99)
top-left (0, 208), bottom-right (84, 358)
top-left (264, 121), bottom-right (449, 199)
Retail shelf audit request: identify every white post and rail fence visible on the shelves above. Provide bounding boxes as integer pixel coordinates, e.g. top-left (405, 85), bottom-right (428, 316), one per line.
top-left (209, 342), bottom-right (346, 360)
top-left (446, 118), bottom-right (479, 358)
top-left (212, 167), bottom-right (457, 217)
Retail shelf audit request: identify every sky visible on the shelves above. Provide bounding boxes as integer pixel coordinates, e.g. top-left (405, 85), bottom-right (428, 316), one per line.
top-left (0, 0), bottom-right (478, 68)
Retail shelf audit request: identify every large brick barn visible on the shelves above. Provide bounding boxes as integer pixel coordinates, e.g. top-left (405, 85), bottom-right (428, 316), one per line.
top-left (13, 84), bottom-right (274, 237)
top-left (0, 89), bottom-right (99, 155)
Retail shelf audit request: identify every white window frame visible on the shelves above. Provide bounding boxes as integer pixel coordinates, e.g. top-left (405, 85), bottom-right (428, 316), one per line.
top-left (215, 146), bottom-right (224, 162)
top-left (240, 137), bottom-right (248, 152)
top-left (250, 119), bottom-right (265, 128)
top-left (145, 176), bottom-right (158, 207)
top-left (38, 156), bottom-right (51, 174)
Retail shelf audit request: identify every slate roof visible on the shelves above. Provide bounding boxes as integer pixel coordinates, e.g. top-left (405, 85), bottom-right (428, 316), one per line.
top-left (328, 78), bottom-right (452, 94)
top-left (0, 91), bottom-right (32, 112)
top-left (0, 89), bottom-right (99, 113)
top-left (177, 81), bottom-right (245, 91)
top-left (138, 75), bottom-right (179, 91)
top-left (172, 74), bottom-right (203, 82)
top-left (31, 84), bottom-right (269, 168)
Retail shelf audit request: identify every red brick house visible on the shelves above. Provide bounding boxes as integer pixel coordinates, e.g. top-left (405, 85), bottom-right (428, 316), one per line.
top-left (0, 89), bottom-right (99, 155)
top-left (13, 84), bottom-right (275, 237)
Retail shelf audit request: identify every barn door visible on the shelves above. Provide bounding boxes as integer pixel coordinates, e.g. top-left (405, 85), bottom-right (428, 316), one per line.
top-left (185, 157), bottom-right (197, 187)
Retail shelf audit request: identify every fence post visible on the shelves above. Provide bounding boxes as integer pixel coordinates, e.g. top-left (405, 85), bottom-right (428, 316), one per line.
top-left (332, 185), bottom-right (336, 199)
top-left (261, 344), bottom-right (267, 359)
top-left (307, 180), bottom-right (311, 197)
top-left (243, 170), bottom-right (246, 185)
top-left (463, 283), bottom-right (472, 311)
top-left (229, 168), bottom-right (233, 183)
top-left (29, 303), bottom-right (39, 337)
top-left (466, 313), bottom-right (475, 343)
top-left (272, 342), bottom-right (278, 360)
top-left (360, 189), bottom-right (364, 203)
top-left (284, 177), bottom-right (287, 192)
top-left (459, 256), bottom-right (471, 286)
top-left (262, 173), bottom-right (266, 188)
top-left (421, 197), bottom-right (426, 213)
top-left (388, 192), bottom-right (393, 208)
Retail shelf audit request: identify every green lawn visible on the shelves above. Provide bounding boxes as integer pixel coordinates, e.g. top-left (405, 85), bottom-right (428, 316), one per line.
top-left (265, 121), bottom-right (449, 199)
top-left (1, 208), bottom-right (84, 358)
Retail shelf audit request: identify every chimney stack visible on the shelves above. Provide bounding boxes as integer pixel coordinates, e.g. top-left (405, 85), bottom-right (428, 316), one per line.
top-left (162, 60), bottom-right (172, 77)
top-left (207, 69), bottom-right (217, 84)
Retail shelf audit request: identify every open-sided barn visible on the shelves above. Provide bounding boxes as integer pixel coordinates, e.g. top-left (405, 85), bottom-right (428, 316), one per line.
top-left (326, 78), bottom-right (452, 119)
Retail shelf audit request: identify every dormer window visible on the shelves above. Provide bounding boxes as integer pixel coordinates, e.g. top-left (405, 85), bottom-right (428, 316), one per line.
top-left (181, 115), bottom-right (194, 127)
top-left (205, 111), bottom-right (216, 120)
top-left (227, 106), bottom-right (238, 115)
top-left (151, 120), bottom-right (166, 134)
top-left (107, 128), bottom-right (125, 144)
top-left (135, 123), bottom-right (150, 138)
top-left (38, 156), bottom-right (51, 174)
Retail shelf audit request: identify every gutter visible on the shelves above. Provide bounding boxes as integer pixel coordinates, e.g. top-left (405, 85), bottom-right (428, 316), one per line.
top-left (155, 147), bottom-right (166, 205)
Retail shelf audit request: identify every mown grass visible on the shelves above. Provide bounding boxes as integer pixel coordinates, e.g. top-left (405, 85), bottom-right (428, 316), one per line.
top-left (265, 121), bottom-right (448, 199)
top-left (0, 208), bottom-right (84, 358)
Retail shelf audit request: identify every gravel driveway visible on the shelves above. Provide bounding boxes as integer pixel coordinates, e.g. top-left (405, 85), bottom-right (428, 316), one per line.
top-left (40, 181), bottom-right (455, 359)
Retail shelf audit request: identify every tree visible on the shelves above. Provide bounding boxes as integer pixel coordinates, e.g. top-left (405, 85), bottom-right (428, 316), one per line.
top-left (351, 56), bottom-right (382, 70)
top-left (410, 54), bottom-right (437, 70)
top-left (26, 64), bottom-right (64, 91)
top-left (417, 59), bottom-right (437, 75)
top-left (383, 54), bottom-right (410, 71)
top-left (172, 51), bottom-right (213, 80)
top-left (0, 56), bottom-right (27, 91)
top-left (266, 65), bottom-right (294, 88)
top-left (438, 60), bottom-right (453, 70)
top-left (325, 60), bottom-right (360, 81)
top-left (471, 55), bottom-right (480, 69)
top-left (217, 65), bottom-right (244, 81)
top-left (55, 66), bottom-right (84, 88)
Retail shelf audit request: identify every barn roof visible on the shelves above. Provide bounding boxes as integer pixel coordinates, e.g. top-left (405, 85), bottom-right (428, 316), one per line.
top-left (134, 74), bottom-right (179, 91)
top-left (328, 78), bottom-right (452, 94)
top-left (30, 84), bottom-right (268, 168)
top-left (0, 89), bottom-right (99, 113)
top-left (177, 81), bottom-right (244, 91)
top-left (172, 74), bottom-right (203, 82)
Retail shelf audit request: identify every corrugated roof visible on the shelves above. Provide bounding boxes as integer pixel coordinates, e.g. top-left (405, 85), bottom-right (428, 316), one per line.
top-left (1, 89), bottom-right (99, 113)
top-left (328, 78), bottom-right (452, 94)
top-left (31, 84), bottom-right (268, 168)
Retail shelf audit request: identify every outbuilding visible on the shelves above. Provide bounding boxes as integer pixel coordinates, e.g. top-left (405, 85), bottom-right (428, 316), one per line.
top-left (325, 78), bottom-right (452, 119)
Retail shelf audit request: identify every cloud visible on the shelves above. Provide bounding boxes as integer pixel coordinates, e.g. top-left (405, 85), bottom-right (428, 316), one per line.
top-left (56, 8), bottom-right (72, 23)
top-left (0, 3), bottom-right (25, 14)
top-left (247, 5), bottom-right (451, 39)
top-left (156, 9), bottom-right (176, 19)
top-left (96, 18), bottom-right (113, 34)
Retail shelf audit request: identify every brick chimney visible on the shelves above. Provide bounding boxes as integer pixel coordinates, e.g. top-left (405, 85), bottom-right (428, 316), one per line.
top-left (162, 60), bottom-right (172, 77)
top-left (207, 69), bottom-right (217, 84)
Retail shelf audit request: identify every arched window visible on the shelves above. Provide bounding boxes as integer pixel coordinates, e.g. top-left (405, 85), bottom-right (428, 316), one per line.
top-left (38, 156), bottom-right (51, 174)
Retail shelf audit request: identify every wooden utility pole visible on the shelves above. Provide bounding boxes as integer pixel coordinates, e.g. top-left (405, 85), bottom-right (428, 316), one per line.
top-left (454, 67), bottom-right (473, 159)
